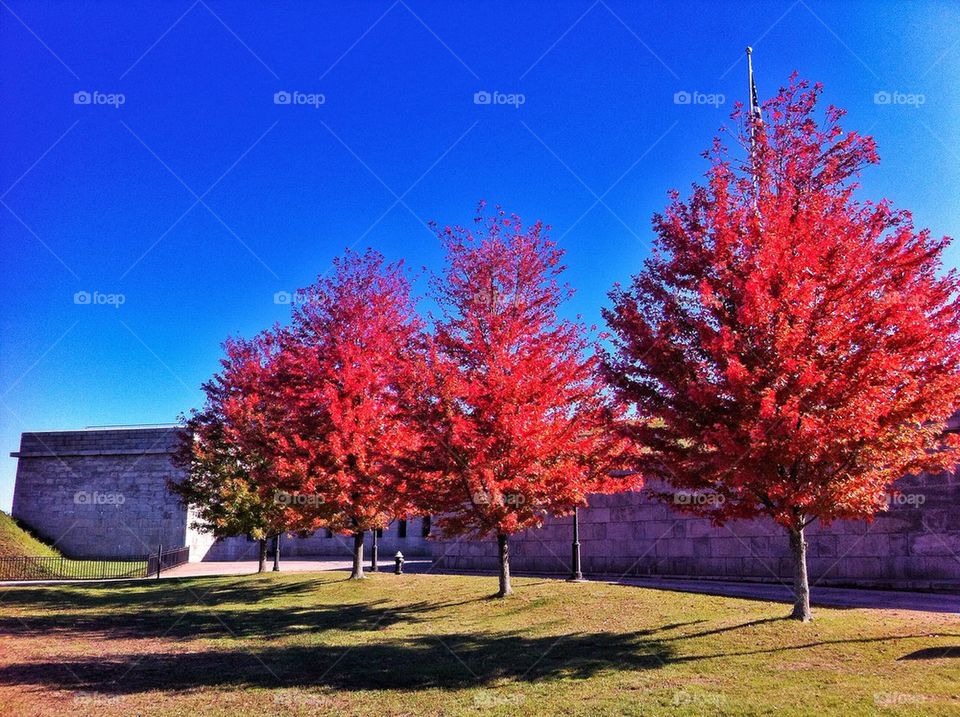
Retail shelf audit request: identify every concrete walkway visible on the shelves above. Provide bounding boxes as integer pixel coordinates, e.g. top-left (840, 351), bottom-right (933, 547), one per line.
top-left (161, 558), bottom-right (434, 578)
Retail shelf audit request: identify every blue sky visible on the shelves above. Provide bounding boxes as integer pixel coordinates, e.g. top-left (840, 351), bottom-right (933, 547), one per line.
top-left (2, 0), bottom-right (959, 511)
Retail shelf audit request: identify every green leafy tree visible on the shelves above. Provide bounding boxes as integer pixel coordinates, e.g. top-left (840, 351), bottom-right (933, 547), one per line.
top-left (170, 333), bottom-right (309, 572)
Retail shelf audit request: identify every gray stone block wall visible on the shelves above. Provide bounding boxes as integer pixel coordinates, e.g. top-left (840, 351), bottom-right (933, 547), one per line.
top-left (431, 467), bottom-right (960, 589)
top-left (11, 427), bottom-right (190, 558)
top-left (11, 426), bottom-right (432, 561)
top-left (12, 424), bottom-right (959, 587)
top-left (201, 518), bottom-right (433, 561)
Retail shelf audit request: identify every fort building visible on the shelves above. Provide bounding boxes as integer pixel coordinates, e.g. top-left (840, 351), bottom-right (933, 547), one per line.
top-left (10, 416), bottom-right (960, 589)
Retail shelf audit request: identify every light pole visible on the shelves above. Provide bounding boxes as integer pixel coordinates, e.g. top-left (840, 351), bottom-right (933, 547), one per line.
top-left (569, 507), bottom-right (585, 582)
top-left (272, 532), bottom-right (281, 571)
top-left (371, 529), bottom-right (379, 572)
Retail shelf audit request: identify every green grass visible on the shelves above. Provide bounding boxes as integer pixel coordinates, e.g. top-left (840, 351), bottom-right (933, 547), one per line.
top-left (0, 572), bottom-right (957, 716)
top-left (0, 511), bottom-right (146, 579)
top-left (0, 557), bottom-right (147, 580)
top-left (0, 511), bottom-right (61, 559)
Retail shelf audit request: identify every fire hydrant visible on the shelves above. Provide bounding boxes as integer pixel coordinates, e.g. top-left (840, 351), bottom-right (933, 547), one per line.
top-left (394, 551), bottom-right (405, 575)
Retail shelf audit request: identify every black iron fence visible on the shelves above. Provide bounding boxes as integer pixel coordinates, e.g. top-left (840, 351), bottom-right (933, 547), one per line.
top-left (0, 547), bottom-right (190, 581)
top-left (147, 547), bottom-right (190, 577)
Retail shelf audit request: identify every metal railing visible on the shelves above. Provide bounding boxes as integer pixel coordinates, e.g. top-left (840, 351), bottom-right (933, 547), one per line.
top-left (147, 547), bottom-right (190, 577)
top-left (0, 547), bottom-right (190, 581)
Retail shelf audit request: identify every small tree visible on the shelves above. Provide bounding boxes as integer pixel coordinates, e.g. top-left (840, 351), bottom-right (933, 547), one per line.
top-left (604, 76), bottom-right (960, 621)
top-left (269, 249), bottom-right (425, 579)
top-left (415, 206), bottom-right (637, 597)
top-left (171, 334), bottom-right (304, 572)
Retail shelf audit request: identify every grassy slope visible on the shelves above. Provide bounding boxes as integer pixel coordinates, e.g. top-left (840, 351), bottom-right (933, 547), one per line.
top-left (0, 572), bottom-right (957, 716)
top-left (0, 511), bottom-right (61, 559)
top-left (0, 512), bottom-right (144, 578)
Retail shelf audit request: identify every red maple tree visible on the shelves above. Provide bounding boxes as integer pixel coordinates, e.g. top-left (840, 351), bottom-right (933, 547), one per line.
top-left (604, 76), bottom-right (960, 620)
top-left (414, 206), bottom-right (638, 597)
top-left (269, 249), bottom-right (426, 579)
top-left (173, 331), bottom-right (320, 572)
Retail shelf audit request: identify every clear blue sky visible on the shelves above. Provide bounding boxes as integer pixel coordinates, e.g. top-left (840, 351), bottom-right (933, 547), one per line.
top-left (2, 0), bottom-right (959, 511)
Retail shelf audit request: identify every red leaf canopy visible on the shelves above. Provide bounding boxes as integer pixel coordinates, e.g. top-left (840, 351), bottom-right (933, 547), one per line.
top-left (415, 206), bottom-right (639, 538)
top-left (604, 76), bottom-right (960, 531)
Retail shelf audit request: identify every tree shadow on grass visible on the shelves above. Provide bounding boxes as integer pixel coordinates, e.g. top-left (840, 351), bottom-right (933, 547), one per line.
top-left (4, 613), bottom-right (954, 695)
top-left (0, 598), bottom-right (454, 641)
top-left (9, 622), bottom-right (955, 695)
top-left (0, 575), bottom-right (325, 610)
top-left (897, 646), bottom-right (960, 660)
top-left (0, 630), bottom-right (675, 694)
top-left (669, 633), bottom-right (960, 664)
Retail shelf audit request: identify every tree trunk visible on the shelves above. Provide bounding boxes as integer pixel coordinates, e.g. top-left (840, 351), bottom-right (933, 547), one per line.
top-left (257, 538), bottom-right (267, 573)
top-left (496, 532), bottom-right (512, 597)
top-left (349, 531), bottom-right (365, 580)
top-left (789, 525), bottom-right (812, 622)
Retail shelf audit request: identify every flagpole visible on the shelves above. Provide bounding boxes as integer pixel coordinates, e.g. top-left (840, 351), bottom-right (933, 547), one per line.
top-left (746, 46), bottom-right (757, 147)
top-left (746, 46), bottom-right (761, 206)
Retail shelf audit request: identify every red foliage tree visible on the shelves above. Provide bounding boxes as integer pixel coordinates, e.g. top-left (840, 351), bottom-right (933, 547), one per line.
top-left (604, 76), bottom-right (960, 621)
top-left (269, 249), bottom-right (425, 579)
top-left (414, 206), bottom-right (639, 597)
top-left (173, 331), bottom-right (320, 572)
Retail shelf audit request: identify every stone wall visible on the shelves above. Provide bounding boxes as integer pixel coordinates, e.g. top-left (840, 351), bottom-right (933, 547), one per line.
top-left (12, 423), bottom-right (959, 587)
top-left (202, 517), bottom-right (433, 561)
top-left (10, 427), bottom-right (193, 558)
top-left (10, 426), bottom-right (431, 561)
top-left (431, 467), bottom-right (960, 590)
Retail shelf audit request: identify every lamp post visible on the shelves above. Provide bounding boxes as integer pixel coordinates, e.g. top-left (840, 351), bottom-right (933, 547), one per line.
top-left (272, 533), bottom-right (281, 571)
top-left (371, 529), bottom-right (379, 572)
top-left (569, 507), bottom-right (584, 582)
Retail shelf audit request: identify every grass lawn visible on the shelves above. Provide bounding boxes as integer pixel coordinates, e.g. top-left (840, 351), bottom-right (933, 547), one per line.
top-left (0, 512), bottom-right (61, 559)
top-left (0, 572), bottom-right (957, 716)
top-left (0, 558), bottom-right (147, 581)
top-left (0, 511), bottom-right (146, 580)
